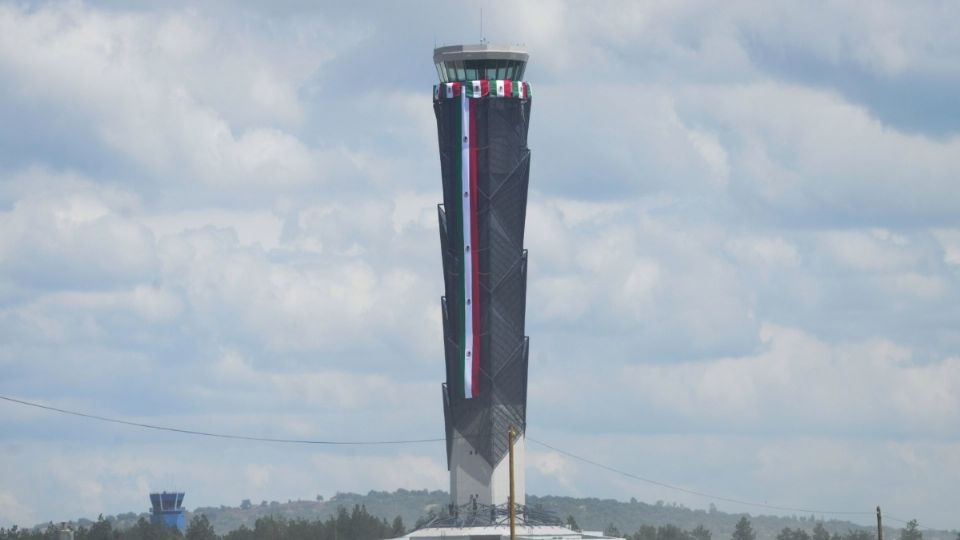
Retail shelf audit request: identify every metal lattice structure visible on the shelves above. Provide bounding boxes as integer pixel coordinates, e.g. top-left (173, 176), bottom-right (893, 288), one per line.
top-left (420, 502), bottom-right (564, 529)
top-left (435, 87), bottom-right (532, 470)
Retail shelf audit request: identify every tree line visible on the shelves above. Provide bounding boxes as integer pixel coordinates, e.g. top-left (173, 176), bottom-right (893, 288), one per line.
top-left (735, 516), bottom-right (929, 540)
top-left (596, 516), bottom-right (933, 540)
top-left (0, 506), bottom-right (406, 540)
top-left (2, 509), bottom-right (940, 540)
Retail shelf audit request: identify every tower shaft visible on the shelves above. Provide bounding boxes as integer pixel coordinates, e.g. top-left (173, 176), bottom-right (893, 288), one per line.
top-left (433, 59), bottom-right (533, 508)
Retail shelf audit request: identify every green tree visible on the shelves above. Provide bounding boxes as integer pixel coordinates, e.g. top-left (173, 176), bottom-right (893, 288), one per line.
top-left (252, 517), bottom-right (283, 540)
top-left (605, 524), bottom-right (623, 538)
top-left (842, 531), bottom-right (871, 540)
top-left (222, 526), bottom-right (252, 540)
top-left (633, 525), bottom-right (657, 540)
top-left (899, 520), bottom-right (922, 540)
top-left (283, 518), bottom-right (314, 540)
top-left (657, 525), bottom-right (689, 540)
top-left (690, 525), bottom-right (712, 540)
top-left (732, 517), bottom-right (755, 540)
top-left (125, 517), bottom-right (183, 540)
top-left (390, 517), bottom-right (405, 538)
top-left (124, 517), bottom-right (152, 540)
top-left (812, 524), bottom-right (830, 540)
top-left (566, 516), bottom-right (581, 533)
top-left (777, 529), bottom-right (811, 540)
top-left (186, 515), bottom-right (217, 540)
top-left (88, 516), bottom-right (112, 540)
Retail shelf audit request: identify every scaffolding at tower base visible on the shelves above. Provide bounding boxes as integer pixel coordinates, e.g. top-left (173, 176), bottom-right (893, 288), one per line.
top-left (419, 501), bottom-right (565, 529)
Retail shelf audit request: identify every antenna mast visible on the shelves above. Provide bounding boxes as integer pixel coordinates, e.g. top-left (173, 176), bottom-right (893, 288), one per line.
top-left (480, 8), bottom-right (484, 43)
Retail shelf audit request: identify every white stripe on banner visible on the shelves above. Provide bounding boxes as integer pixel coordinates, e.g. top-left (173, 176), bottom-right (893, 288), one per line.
top-left (445, 83), bottom-right (454, 99)
top-left (496, 80), bottom-right (505, 96)
top-left (472, 80), bottom-right (481, 97)
top-left (460, 92), bottom-right (474, 399)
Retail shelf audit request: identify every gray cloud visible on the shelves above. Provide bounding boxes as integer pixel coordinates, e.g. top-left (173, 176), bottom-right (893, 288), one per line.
top-left (1, 0), bottom-right (959, 531)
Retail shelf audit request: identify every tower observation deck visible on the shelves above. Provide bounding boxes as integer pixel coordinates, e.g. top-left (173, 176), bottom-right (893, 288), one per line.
top-left (433, 44), bottom-right (528, 83)
top-left (432, 43), bottom-right (532, 511)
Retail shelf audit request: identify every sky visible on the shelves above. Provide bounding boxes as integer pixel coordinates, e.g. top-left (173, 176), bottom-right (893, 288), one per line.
top-left (1, 0), bottom-right (959, 532)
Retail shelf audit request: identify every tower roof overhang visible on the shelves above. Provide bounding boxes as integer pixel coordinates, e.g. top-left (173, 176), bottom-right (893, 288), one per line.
top-left (433, 44), bottom-right (529, 83)
top-left (433, 44), bottom-right (529, 64)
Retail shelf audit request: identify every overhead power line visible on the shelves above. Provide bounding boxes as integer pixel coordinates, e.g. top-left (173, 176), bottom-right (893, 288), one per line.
top-left (525, 437), bottom-right (874, 517)
top-left (882, 514), bottom-right (938, 532)
top-left (0, 394), bottom-right (444, 445)
top-left (1, 394), bottom-right (939, 529)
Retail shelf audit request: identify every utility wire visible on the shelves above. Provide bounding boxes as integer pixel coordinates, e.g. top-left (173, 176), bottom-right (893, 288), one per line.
top-left (0, 394), bottom-right (444, 445)
top-left (526, 437), bottom-right (874, 517)
top-left (884, 514), bottom-right (939, 532)
top-left (1, 394), bottom-right (942, 528)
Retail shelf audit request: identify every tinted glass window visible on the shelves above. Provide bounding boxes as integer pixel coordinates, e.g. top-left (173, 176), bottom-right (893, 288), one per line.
top-left (439, 58), bottom-right (527, 81)
top-left (463, 60), bottom-right (479, 80)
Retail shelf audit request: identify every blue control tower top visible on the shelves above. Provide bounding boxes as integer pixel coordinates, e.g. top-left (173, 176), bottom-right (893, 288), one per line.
top-left (149, 492), bottom-right (186, 533)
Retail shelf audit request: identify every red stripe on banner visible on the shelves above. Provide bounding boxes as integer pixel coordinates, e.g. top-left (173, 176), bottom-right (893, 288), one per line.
top-left (480, 80), bottom-right (489, 97)
top-left (453, 82), bottom-right (461, 96)
top-left (504, 79), bottom-right (512, 97)
top-left (468, 97), bottom-right (481, 398)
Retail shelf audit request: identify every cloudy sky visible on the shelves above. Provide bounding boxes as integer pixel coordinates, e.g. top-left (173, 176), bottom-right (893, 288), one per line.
top-left (2, 0), bottom-right (959, 531)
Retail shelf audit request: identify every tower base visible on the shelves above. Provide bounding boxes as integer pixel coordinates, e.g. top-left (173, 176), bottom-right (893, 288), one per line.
top-left (395, 524), bottom-right (624, 540)
top-left (450, 431), bottom-right (525, 507)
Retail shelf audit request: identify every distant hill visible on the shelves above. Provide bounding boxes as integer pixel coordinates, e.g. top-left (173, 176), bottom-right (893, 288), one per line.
top-left (189, 489), bottom-right (449, 534)
top-left (45, 490), bottom-right (954, 540)
top-left (526, 495), bottom-right (951, 540)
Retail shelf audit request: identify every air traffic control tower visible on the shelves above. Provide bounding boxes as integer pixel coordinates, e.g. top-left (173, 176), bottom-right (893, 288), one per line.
top-left (432, 43), bottom-right (532, 511)
top-left (393, 43), bottom-right (620, 540)
top-left (149, 492), bottom-right (186, 533)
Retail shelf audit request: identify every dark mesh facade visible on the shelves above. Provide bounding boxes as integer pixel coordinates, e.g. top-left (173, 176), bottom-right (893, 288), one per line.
top-left (434, 94), bottom-right (532, 469)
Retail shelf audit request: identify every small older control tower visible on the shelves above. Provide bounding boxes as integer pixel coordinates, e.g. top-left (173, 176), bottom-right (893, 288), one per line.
top-left (149, 492), bottom-right (186, 532)
top-left (432, 43), bottom-right (532, 511)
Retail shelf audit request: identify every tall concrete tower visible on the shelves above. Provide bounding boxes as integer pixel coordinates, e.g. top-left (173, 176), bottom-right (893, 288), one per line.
top-left (432, 44), bottom-right (532, 510)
